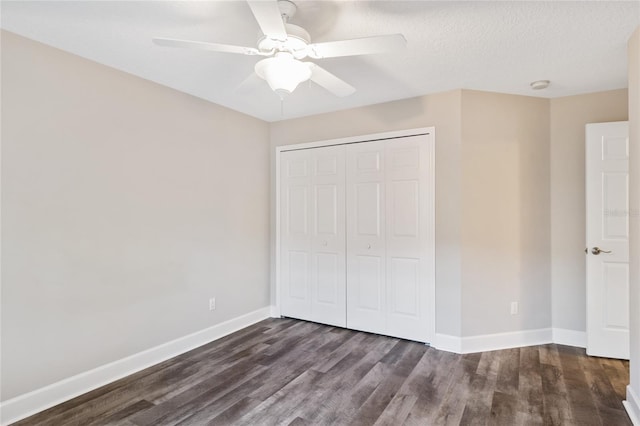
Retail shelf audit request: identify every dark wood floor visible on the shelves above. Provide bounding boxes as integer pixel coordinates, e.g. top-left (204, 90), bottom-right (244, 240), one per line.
top-left (14, 318), bottom-right (631, 426)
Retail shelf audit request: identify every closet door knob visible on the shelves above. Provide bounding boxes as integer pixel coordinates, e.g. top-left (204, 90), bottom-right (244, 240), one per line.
top-left (367, 244), bottom-right (371, 249)
top-left (322, 241), bottom-right (327, 246)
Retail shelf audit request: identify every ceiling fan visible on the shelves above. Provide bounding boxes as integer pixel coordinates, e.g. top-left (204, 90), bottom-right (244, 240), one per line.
top-left (153, 0), bottom-right (406, 98)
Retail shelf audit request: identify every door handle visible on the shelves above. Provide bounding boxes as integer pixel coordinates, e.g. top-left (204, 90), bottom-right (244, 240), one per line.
top-left (591, 247), bottom-right (612, 255)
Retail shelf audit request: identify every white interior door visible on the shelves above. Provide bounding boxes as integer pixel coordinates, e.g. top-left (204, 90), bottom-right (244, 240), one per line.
top-left (586, 121), bottom-right (630, 360)
top-left (280, 146), bottom-right (346, 327)
top-left (346, 135), bottom-right (434, 343)
top-left (385, 136), bottom-right (433, 342)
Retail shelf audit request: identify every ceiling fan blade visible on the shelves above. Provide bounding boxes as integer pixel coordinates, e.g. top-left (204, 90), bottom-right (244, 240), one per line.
top-left (307, 34), bottom-right (406, 59)
top-left (247, 1), bottom-right (287, 41)
top-left (153, 38), bottom-right (260, 56)
top-left (308, 63), bottom-right (355, 97)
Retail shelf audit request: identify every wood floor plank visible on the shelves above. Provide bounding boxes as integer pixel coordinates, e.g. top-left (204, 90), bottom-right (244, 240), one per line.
top-left (287, 417), bottom-right (310, 426)
top-left (557, 345), bottom-right (602, 426)
top-left (540, 363), bottom-right (574, 425)
top-left (91, 400), bottom-right (155, 426)
top-left (189, 348), bottom-right (326, 426)
top-left (128, 362), bottom-right (269, 425)
top-left (234, 370), bottom-right (325, 426)
top-left (580, 353), bottom-right (627, 410)
top-left (490, 390), bottom-right (519, 425)
top-left (247, 342), bottom-right (343, 400)
top-left (402, 350), bottom-right (463, 426)
top-left (293, 335), bottom-right (400, 423)
top-left (317, 361), bottom-right (390, 425)
top-left (349, 371), bottom-right (410, 426)
top-left (203, 397), bottom-right (262, 426)
top-left (12, 319), bottom-right (632, 426)
top-left (132, 322), bottom-right (337, 425)
top-left (458, 350), bottom-right (500, 425)
top-left (539, 343), bottom-right (563, 368)
top-left (19, 360), bottom-right (203, 426)
top-left (476, 349), bottom-right (501, 377)
top-left (496, 348), bottom-right (520, 396)
top-left (432, 351), bottom-right (483, 426)
top-left (149, 342), bottom-right (272, 406)
top-left (428, 355), bottom-right (475, 425)
top-left (12, 359), bottom-right (198, 426)
top-left (578, 353), bottom-right (632, 425)
top-left (372, 394), bottom-right (417, 426)
top-left (516, 346), bottom-right (544, 424)
top-left (599, 358), bottom-right (630, 401)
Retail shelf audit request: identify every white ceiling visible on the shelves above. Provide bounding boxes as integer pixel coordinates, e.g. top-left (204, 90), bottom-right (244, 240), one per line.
top-left (2, 1), bottom-right (639, 122)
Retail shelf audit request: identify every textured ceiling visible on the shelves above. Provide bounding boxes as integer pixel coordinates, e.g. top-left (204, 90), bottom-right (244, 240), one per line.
top-left (1, 1), bottom-right (639, 122)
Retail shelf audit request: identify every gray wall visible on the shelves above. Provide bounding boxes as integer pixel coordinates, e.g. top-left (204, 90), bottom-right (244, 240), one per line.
top-left (270, 89), bottom-right (552, 338)
top-left (460, 90), bottom-right (551, 336)
top-left (1, 32), bottom-right (271, 400)
top-left (549, 90), bottom-right (629, 332)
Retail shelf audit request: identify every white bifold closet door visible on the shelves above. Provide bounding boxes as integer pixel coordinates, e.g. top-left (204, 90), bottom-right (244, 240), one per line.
top-left (280, 145), bottom-right (346, 327)
top-left (279, 132), bottom-right (434, 343)
top-left (346, 135), bottom-right (433, 342)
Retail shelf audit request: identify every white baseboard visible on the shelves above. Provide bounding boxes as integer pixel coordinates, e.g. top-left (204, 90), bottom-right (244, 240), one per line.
top-left (433, 333), bottom-right (462, 353)
top-left (552, 328), bottom-right (587, 348)
top-left (269, 305), bottom-right (280, 318)
top-left (434, 327), bottom-right (587, 355)
top-left (625, 385), bottom-right (640, 426)
top-left (0, 306), bottom-right (271, 426)
top-left (462, 328), bottom-right (552, 354)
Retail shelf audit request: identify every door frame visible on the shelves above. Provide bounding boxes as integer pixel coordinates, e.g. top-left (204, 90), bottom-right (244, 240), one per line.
top-left (274, 127), bottom-right (436, 344)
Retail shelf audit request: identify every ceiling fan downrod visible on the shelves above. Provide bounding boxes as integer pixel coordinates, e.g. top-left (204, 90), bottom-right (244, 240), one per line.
top-left (278, 0), bottom-right (297, 23)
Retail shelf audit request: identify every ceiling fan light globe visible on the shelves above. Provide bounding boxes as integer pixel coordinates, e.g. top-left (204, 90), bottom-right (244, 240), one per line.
top-left (255, 53), bottom-right (311, 95)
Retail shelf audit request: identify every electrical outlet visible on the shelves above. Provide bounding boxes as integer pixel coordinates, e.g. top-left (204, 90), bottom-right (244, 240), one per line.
top-left (209, 297), bottom-right (216, 311)
top-left (510, 301), bottom-right (518, 315)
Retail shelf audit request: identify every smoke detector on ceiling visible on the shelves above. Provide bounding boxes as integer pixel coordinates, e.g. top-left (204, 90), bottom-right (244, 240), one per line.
top-left (530, 80), bottom-right (550, 90)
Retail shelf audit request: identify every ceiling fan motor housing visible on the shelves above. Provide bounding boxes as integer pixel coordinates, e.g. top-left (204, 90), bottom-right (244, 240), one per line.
top-left (258, 23), bottom-right (310, 58)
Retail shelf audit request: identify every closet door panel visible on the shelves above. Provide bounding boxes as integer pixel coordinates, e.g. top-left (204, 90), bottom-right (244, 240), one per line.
top-left (287, 251), bottom-right (309, 300)
top-left (280, 150), bottom-right (313, 320)
top-left (390, 180), bottom-right (419, 239)
top-left (356, 183), bottom-right (382, 236)
top-left (346, 141), bottom-right (386, 333)
top-left (385, 136), bottom-right (432, 342)
top-left (389, 257), bottom-right (419, 316)
top-left (354, 255), bottom-right (383, 310)
top-left (288, 186), bottom-right (309, 236)
top-left (311, 146), bottom-right (346, 326)
top-left (316, 253), bottom-right (339, 303)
